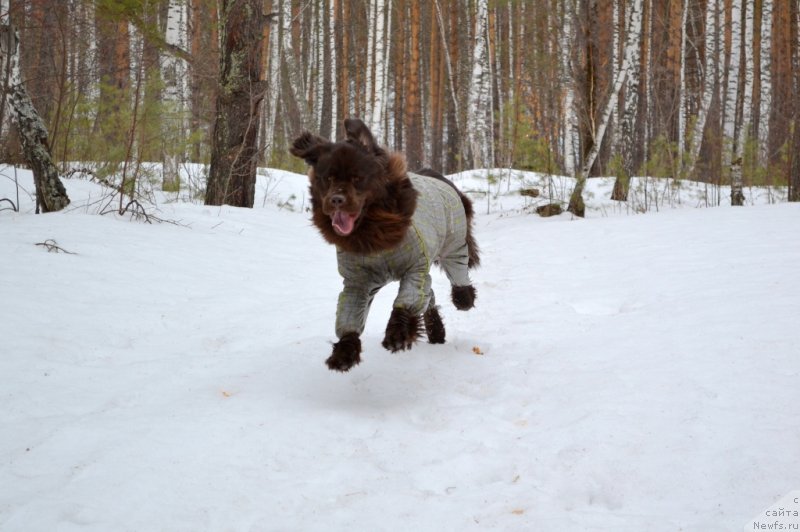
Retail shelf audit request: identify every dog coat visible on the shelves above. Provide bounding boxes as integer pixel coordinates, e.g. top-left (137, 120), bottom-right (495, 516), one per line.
top-left (334, 173), bottom-right (472, 338)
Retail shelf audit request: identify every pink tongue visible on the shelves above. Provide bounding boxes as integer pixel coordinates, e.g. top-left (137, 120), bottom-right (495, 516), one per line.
top-left (332, 211), bottom-right (356, 235)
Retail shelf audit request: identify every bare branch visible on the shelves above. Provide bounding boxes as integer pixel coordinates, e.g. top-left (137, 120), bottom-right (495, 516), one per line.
top-left (35, 239), bottom-right (76, 254)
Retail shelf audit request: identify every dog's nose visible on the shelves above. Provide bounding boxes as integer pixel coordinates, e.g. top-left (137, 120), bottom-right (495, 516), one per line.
top-left (330, 194), bottom-right (345, 207)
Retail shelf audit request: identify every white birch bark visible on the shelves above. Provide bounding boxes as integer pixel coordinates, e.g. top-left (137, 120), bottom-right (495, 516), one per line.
top-left (312, 1), bottom-right (323, 131)
top-left (562, 0), bottom-right (579, 176)
top-left (263, 1), bottom-right (282, 156)
top-left (721, 0), bottom-right (742, 161)
top-left (620, 0), bottom-right (643, 177)
top-left (757, 0), bottom-right (773, 153)
top-left (467, 0), bottom-right (491, 169)
top-left (329, 0), bottom-right (337, 134)
top-left (580, 0), bottom-right (643, 181)
top-left (365, 0), bottom-right (375, 120)
top-left (368, 0), bottom-right (389, 144)
top-left (678, 0), bottom-right (689, 163)
top-left (1, 23), bottom-right (70, 211)
top-left (687, 1), bottom-right (718, 175)
top-left (759, 0), bottom-right (772, 151)
top-left (162, 0), bottom-right (189, 185)
top-left (610, 0), bottom-right (621, 153)
top-left (740, 0), bottom-right (754, 149)
top-left (730, 0), bottom-right (747, 205)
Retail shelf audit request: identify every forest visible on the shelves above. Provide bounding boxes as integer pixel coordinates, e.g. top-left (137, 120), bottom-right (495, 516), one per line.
top-left (2, 0), bottom-right (800, 213)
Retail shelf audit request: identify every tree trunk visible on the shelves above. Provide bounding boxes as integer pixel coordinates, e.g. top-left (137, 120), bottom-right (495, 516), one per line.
top-left (467, 0), bottom-right (491, 169)
top-left (569, 0), bottom-right (642, 217)
top-left (404, 0), bottom-right (422, 169)
top-left (1, 24), bottom-right (69, 212)
top-left (428, 0), bottom-right (442, 169)
top-left (749, 0), bottom-right (763, 145)
top-left (318, 0), bottom-right (333, 139)
top-left (687, 0), bottom-right (718, 180)
top-left (729, 0), bottom-right (747, 206)
top-left (435, 0), bottom-right (460, 173)
top-left (204, 0), bottom-right (268, 208)
top-left (790, 109), bottom-right (800, 201)
top-left (767, 0), bottom-right (793, 169)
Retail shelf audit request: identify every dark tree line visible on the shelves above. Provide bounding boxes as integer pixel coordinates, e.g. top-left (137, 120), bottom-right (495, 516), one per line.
top-left (2, 0), bottom-right (800, 210)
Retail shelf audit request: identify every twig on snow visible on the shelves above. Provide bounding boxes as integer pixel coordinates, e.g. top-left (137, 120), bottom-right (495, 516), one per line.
top-left (35, 239), bottom-right (76, 254)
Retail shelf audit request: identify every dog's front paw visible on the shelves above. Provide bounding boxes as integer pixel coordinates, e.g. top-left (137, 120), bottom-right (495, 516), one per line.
top-left (382, 308), bottom-right (422, 352)
top-left (451, 285), bottom-right (476, 310)
top-left (327, 333), bottom-right (362, 372)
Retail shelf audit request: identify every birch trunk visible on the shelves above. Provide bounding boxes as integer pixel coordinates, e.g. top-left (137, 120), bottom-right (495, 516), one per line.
top-left (263, 0), bottom-right (281, 153)
top-left (467, 0), bottom-right (491, 169)
top-left (562, 0), bottom-right (578, 177)
top-left (678, 0), bottom-right (689, 163)
top-left (614, 0), bottom-right (644, 200)
top-left (569, 0), bottom-right (643, 216)
top-left (367, 0), bottom-right (389, 141)
top-left (729, 0), bottom-right (747, 206)
top-left (687, 1), bottom-right (718, 177)
top-left (162, 0), bottom-right (189, 190)
top-left (1, 23), bottom-right (70, 212)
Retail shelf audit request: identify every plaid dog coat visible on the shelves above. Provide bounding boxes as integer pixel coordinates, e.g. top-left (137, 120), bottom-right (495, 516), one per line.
top-left (334, 173), bottom-right (472, 338)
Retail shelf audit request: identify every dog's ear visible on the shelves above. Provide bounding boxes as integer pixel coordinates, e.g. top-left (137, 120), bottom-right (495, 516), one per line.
top-left (344, 118), bottom-right (379, 153)
top-left (290, 132), bottom-right (331, 166)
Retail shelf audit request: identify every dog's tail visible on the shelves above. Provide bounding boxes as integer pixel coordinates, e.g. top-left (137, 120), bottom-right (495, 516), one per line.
top-left (461, 194), bottom-right (480, 269)
top-left (416, 167), bottom-right (480, 269)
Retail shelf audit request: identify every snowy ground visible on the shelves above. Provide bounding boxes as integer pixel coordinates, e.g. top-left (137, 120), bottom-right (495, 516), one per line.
top-left (1, 166), bottom-right (798, 531)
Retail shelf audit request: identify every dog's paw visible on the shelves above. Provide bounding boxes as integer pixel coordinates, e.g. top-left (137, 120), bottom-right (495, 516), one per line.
top-left (423, 305), bottom-right (446, 344)
top-left (382, 308), bottom-right (422, 352)
top-left (452, 285), bottom-right (476, 310)
top-left (327, 333), bottom-right (362, 372)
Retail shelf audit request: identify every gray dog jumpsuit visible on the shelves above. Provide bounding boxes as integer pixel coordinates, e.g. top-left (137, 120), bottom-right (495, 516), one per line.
top-left (334, 173), bottom-right (472, 339)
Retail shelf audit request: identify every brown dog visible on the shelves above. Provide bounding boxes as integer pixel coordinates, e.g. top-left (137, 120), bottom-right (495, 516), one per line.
top-left (290, 119), bottom-right (479, 372)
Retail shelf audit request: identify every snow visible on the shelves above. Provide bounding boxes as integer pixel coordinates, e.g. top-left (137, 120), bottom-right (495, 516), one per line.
top-left (1, 165), bottom-right (798, 531)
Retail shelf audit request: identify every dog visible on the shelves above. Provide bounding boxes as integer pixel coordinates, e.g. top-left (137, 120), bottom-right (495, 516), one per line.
top-left (290, 118), bottom-right (480, 372)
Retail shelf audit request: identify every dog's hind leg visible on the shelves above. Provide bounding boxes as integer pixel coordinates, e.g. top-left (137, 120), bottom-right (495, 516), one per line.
top-left (441, 245), bottom-right (477, 311)
top-left (382, 308), bottom-right (423, 352)
top-left (422, 290), bottom-right (446, 344)
top-left (383, 268), bottom-right (431, 352)
top-left (423, 307), bottom-right (446, 344)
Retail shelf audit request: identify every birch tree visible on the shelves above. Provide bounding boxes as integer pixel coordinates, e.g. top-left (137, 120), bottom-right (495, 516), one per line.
top-left (561, 0), bottom-right (579, 177)
top-left (162, 0), bottom-right (189, 189)
top-left (686, 1), bottom-right (719, 178)
top-left (729, 0), bottom-right (747, 206)
top-left (569, 0), bottom-right (643, 216)
top-left (612, 0), bottom-right (644, 200)
top-left (365, 0), bottom-right (391, 144)
top-left (1, 22), bottom-right (70, 212)
top-left (467, 0), bottom-right (492, 169)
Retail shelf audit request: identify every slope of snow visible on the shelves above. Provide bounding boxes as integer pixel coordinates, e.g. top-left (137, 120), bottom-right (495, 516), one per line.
top-left (1, 166), bottom-right (798, 531)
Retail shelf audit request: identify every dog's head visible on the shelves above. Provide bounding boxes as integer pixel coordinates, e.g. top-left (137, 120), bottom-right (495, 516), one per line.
top-left (290, 119), bottom-right (414, 249)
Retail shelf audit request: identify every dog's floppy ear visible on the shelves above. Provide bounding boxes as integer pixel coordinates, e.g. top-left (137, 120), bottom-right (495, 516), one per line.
top-left (290, 132), bottom-right (331, 166)
top-left (344, 118), bottom-right (379, 153)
